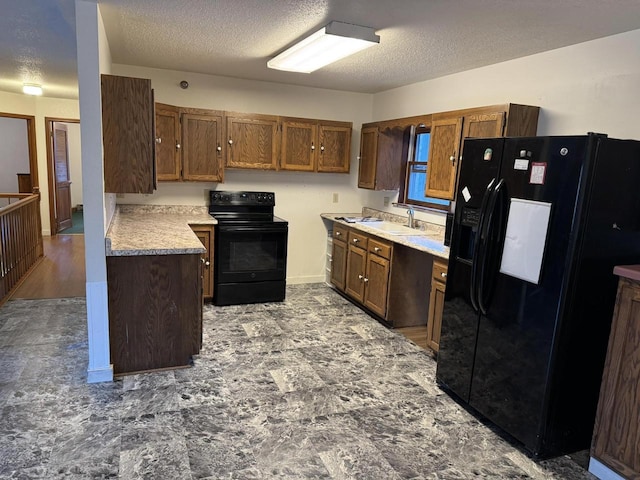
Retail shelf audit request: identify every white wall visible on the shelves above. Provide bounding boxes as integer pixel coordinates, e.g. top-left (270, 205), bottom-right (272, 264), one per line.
top-left (0, 117), bottom-right (30, 193)
top-left (365, 28), bottom-right (640, 225)
top-left (112, 64), bottom-right (381, 283)
top-left (0, 91), bottom-right (80, 234)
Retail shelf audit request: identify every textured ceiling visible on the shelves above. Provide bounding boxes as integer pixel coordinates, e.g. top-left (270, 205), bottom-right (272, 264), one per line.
top-left (2, 0), bottom-right (640, 99)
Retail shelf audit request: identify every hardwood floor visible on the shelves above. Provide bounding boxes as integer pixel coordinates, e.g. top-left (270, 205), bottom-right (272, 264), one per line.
top-left (396, 325), bottom-right (430, 352)
top-left (11, 234), bottom-right (86, 299)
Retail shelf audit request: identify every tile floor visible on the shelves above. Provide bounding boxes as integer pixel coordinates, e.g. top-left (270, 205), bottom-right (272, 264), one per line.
top-left (0, 284), bottom-right (595, 479)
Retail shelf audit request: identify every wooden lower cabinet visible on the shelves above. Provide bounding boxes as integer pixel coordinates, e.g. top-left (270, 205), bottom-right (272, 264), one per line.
top-left (190, 224), bottom-right (214, 301)
top-left (427, 259), bottom-right (448, 353)
top-left (343, 229), bottom-right (392, 318)
top-left (330, 240), bottom-right (347, 291)
top-left (591, 268), bottom-right (640, 478)
top-left (107, 254), bottom-right (202, 375)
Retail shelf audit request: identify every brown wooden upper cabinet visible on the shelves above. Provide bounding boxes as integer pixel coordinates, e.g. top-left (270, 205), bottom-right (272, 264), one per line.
top-left (102, 74), bottom-right (155, 193)
top-left (358, 126), bottom-right (379, 188)
top-left (155, 103), bottom-right (181, 181)
top-left (424, 117), bottom-right (463, 199)
top-left (154, 105), bottom-right (224, 183)
top-left (226, 113), bottom-right (279, 170)
top-left (358, 118), bottom-right (424, 190)
top-left (182, 110), bottom-right (224, 182)
top-left (358, 104), bottom-right (539, 198)
top-left (281, 118), bottom-right (351, 173)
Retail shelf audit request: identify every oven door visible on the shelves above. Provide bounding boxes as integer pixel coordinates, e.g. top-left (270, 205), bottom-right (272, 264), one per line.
top-left (215, 223), bottom-right (288, 284)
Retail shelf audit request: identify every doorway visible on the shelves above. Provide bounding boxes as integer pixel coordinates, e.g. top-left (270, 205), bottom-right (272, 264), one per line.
top-left (0, 112), bottom-right (38, 205)
top-left (45, 117), bottom-right (81, 235)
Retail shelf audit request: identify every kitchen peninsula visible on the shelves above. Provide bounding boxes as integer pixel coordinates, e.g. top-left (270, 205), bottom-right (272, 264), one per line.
top-left (105, 205), bottom-right (216, 375)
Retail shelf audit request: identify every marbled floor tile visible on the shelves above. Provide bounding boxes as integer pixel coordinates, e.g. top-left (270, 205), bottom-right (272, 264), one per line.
top-left (48, 420), bottom-right (120, 468)
top-left (182, 406), bottom-right (258, 478)
top-left (119, 440), bottom-right (191, 480)
top-left (280, 386), bottom-right (349, 421)
top-left (0, 348), bottom-right (28, 382)
top-left (121, 410), bottom-right (186, 451)
top-left (269, 363), bottom-right (327, 393)
top-left (175, 375), bottom-right (230, 409)
top-left (318, 441), bottom-right (403, 480)
top-left (120, 384), bottom-right (180, 419)
top-left (224, 368), bottom-right (282, 400)
top-left (121, 370), bottom-right (176, 392)
top-left (45, 460), bottom-right (119, 479)
top-left (242, 317), bottom-right (284, 337)
top-left (251, 422), bottom-right (332, 479)
top-left (0, 429), bottom-right (55, 475)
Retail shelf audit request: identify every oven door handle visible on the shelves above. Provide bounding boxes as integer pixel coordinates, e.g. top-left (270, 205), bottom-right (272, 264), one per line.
top-left (217, 225), bottom-right (287, 234)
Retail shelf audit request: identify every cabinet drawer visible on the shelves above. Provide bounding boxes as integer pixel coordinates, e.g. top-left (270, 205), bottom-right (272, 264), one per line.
top-left (368, 238), bottom-right (392, 259)
top-left (432, 260), bottom-right (448, 284)
top-left (333, 224), bottom-right (348, 241)
top-left (348, 231), bottom-right (368, 249)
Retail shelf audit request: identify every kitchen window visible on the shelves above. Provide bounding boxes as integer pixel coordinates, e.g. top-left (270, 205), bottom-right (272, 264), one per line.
top-left (401, 126), bottom-right (450, 210)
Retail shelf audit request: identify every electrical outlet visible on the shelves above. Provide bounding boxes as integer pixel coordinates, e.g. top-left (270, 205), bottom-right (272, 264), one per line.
top-left (332, 193), bottom-right (339, 203)
top-left (383, 196), bottom-right (390, 206)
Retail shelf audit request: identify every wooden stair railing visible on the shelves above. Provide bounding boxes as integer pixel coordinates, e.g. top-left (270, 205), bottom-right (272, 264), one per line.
top-left (0, 190), bottom-right (44, 305)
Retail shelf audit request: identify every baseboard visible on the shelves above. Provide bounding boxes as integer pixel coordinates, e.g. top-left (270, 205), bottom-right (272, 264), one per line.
top-left (87, 365), bottom-right (113, 383)
top-left (286, 275), bottom-right (326, 285)
top-left (589, 458), bottom-right (625, 480)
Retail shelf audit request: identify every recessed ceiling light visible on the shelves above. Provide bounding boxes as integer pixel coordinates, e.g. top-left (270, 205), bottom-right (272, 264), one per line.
top-left (23, 83), bottom-right (43, 96)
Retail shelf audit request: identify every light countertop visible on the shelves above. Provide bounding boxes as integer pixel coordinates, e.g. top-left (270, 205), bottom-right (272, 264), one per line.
top-left (105, 205), bottom-right (216, 257)
top-left (321, 213), bottom-right (449, 260)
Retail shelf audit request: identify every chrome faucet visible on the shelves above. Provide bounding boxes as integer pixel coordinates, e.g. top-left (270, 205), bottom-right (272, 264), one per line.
top-left (407, 207), bottom-right (415, 228)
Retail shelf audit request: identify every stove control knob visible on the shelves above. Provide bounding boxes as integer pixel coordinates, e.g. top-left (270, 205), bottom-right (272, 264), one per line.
top-left (212, 193), bottom-right (219, 201)
top-left (267, 194), bottom-right (274, 201)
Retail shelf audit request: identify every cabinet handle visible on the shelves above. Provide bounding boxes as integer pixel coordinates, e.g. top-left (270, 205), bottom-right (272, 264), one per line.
top-left (450, 154), bottom-right (456, 164)
top-left (374, 247), bottom-right (381, 252)
top-left (358, 274), bottom-right (364, 280)
top-left (320, 144), bottom-right (325, 152)
top-left (217, 145), bottom-right (222, 152)
top-left (311, 143), bottom-right (315, 151)
top-left (176, 143), bottom-right (181, 150)
top-left (363, 277), bottom-right (369, 283)
top-left (228, 139), bottom-right (233, 145)
top-left (205, 260), bottom-right (211, 267)
top-left (156, 137), bottom-right (162, 144)
top-left (335, 231), bottom-right (341, 236)
top-left (441, 272), bottom-right (447, 278)
top-left (201, 258), bottom-right (205, 264)
top-left (353, 238), bottom-right (359, 243)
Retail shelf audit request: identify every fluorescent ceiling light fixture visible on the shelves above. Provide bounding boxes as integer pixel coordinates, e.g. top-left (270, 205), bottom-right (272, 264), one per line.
top-left (23, 83), bottom-right (43, 96)
top-left (267, 21), bottom-right (380, 73)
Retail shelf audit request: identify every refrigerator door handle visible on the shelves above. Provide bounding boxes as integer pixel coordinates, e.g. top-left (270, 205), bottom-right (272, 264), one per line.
top-left (470, 178), bottom-right (495, 313)
top-left (478, 178), bottom-right (506, 315)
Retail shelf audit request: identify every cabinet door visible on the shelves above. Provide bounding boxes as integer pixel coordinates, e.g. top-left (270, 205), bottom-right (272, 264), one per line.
top-left (280, 119), bottom-right (317, 171)
top-left (358, 126), bottom-right (379, 188)
top-left (364, 253), bottom-right (390, 317)
top-left (182, 113), bottom-right (224, 182)
top-left (345, 244), bottom-right (367, 302)
top-left (425, 117), bottom-right (463, 200)
top-left (226, 114), bottom-right (279, 169)
top-left (318, 122), bottom-right (351, 173)
top-left (591, 278), bottom-right (640, 478)
top-left (462, 112), bottom-right (505, 139)
top-left (101, 74), bottom-right (155, 193)
top-left (427, 279), bottom-right (446, 352)
top-left (427, 260), bottom-right (448, 352)
top-left (190, 225), bottom-right (214, 301)
top-left (155, 103), bottom-right (181, 181)
top-left (330, 238), bottom-right (347, 291)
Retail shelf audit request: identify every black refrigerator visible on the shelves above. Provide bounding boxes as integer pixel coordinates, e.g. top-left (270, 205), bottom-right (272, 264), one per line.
top-left (436, 133), bottom-right (640, 458)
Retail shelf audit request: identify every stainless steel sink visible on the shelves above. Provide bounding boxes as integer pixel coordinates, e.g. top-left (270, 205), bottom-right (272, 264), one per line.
top-left (355, 220), bottom-right (429, 236)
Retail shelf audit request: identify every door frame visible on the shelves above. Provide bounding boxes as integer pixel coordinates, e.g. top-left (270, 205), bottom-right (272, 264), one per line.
top-left (45, 117), bottom-right (79, 235)
top-left (0, 112), bottom-right (38, 192)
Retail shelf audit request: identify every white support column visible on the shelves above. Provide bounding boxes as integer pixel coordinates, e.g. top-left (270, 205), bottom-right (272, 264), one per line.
top-left (75, 0), bottom-right (112, 383)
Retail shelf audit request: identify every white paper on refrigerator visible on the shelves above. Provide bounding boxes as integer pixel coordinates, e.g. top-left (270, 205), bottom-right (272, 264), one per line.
top-left (499, 198), bottom-right (552, 284)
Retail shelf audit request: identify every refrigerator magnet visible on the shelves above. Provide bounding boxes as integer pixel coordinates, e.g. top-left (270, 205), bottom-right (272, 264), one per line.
top-left (530, 162), bottom-right (547, 184)
top-left (514, 158), bottom-right (529, 170)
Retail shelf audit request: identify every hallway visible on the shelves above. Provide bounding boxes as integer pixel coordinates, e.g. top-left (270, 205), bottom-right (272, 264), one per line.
top-left (11, 234), bottom-right (85, 299)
